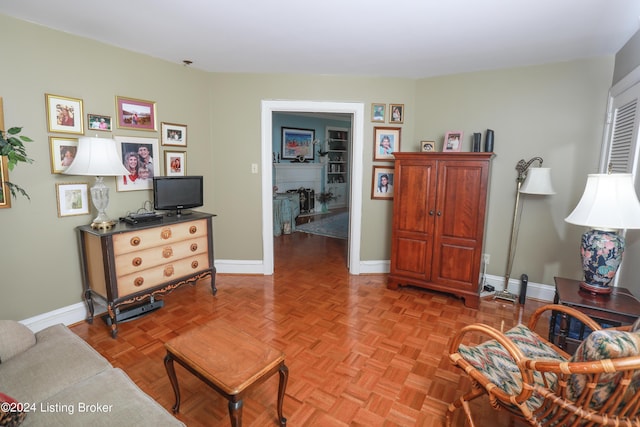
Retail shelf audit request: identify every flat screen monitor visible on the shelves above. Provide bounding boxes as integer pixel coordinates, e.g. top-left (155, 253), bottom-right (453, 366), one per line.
top-left (153, 176), bottom-right (203, 216)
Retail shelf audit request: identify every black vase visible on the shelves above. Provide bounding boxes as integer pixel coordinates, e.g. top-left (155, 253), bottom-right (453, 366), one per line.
top-left (472, 133), bottom-right (482, 152)
top-left (484, 129), bottom-right (494, 152)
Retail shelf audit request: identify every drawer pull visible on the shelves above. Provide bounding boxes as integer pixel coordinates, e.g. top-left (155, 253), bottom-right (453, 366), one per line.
top-left (164, 265), bottom-right (174, 277)
top-left (161, 228), bottom-right (172, 240)
top-left (134, 277), bottom-right (144, 287)
top-left (190, 243), bottom-right (198, 252)
top-left (189, 225), bottom-right (197, 234)
top-left (130, 236), bottom-right (141, 246)
top-left (163, 247), bottom-right (173, 258)
top-left (132, 257), bottom-right (142, 267)
top-left (191, 260), bottom-right (199, 269)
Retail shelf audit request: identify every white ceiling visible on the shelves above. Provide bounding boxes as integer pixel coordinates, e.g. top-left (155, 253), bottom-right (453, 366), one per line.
top-left (2, 0), bottom-right (640, 79)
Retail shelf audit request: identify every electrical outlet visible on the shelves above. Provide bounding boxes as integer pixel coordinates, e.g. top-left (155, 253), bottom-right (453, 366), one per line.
top-left (483, 253), bottom-right (490, 264)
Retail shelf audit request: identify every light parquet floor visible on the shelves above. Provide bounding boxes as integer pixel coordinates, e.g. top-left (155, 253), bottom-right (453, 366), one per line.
top-left (71, 230), bottom-right (545, 426)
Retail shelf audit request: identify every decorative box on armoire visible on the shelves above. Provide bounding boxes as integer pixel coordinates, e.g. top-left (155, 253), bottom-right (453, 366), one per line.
top-left (388, 152), bottom-right (492, 308)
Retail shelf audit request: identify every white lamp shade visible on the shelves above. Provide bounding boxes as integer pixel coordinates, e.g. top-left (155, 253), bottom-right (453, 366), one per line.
top-left (565, 173), bottom-right (640, 229)
top-left (63, 137), bottom-right (129, 176)
top-left (519, 167), bottom-right (556, 195)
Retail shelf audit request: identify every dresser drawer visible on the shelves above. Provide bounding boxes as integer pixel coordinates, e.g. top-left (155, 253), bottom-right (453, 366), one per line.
top-left (112, 219), bottom-right (208, 254)
top-left (116, 253), bottom-right (211, 296)
top-left (114, 236), bottom-right (209, 276)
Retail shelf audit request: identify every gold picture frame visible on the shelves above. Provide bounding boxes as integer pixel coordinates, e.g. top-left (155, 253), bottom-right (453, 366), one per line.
top-left (45, 93), bottom-right (84, 134)
top-left (165, 151), bottom-right (186, 176)
top-left (371, 166), bottom-right (395, 200)
top-left (56, 182), bottom-right (90, 217)
top-left (49, 136), bottom-right (79, 174)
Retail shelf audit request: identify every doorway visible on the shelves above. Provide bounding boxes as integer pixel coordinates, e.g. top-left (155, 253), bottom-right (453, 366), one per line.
top-left (261, 100), bottom-right (365, 275)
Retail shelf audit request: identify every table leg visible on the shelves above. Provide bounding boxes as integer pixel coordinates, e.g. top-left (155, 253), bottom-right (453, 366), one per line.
top-left (228, 398), bottom-right (243, 427)
top-left (164, 352), bottom-right (181, 413)
top-left (277, 363), bottom-right (288, 427)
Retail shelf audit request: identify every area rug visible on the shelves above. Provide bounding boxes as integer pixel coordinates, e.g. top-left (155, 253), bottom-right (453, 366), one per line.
top-left (296, 211), bottom-right (348, 239)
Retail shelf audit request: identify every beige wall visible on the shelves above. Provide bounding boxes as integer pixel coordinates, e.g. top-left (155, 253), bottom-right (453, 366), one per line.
top-left (414, 59), bottom-right (614, 286)
top-left (0, 14), bottom-right (620, 320)
top-left (0, 15), bottom-right (212, 319)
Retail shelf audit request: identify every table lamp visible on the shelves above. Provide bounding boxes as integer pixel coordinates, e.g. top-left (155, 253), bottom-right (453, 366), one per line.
top-left (63, 136), bottom-right (129, 229)
top-left (496, 157), bottom-right (555, 302)
top-left (565, 173), bottom-right (640, 294)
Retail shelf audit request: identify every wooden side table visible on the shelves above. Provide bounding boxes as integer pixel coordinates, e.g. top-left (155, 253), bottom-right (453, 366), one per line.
top-left (164, 320), bottom-right (288, 426)
top-left (550, 277), bottom-right (640, 352)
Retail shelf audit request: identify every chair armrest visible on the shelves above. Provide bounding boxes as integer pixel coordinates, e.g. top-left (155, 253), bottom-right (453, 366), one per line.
top-left (0, 320), bottom-right (36, 363)
top-left (449, 323), bottom-right (536, 404)
top-left (528, 304), bottom-right (602, 333)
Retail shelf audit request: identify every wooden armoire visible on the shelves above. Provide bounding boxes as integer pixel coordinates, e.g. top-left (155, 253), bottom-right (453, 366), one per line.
top-left (388, 152), bottom-right (492, 308)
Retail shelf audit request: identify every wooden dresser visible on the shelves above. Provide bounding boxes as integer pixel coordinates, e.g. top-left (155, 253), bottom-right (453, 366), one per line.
top-left (388, 152), bottom-right (492, 308)
top-left (77, 212), bottom-right (216, 337)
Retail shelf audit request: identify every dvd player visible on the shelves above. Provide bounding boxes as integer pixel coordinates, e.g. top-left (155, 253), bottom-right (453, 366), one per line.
top-left (124, 212), bottom-right (163, 225)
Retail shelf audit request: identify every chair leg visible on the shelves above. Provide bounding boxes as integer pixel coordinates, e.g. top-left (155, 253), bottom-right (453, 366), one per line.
top-left (446, 387), bottom-right (484, 427)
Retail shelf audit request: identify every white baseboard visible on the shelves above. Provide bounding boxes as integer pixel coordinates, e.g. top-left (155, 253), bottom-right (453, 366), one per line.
top-left (20, 301), bottom-right (107, 333)
top-left (480, 273), bottom-right (555, 302)
top-left (21, 261), bottom-right (553, 332)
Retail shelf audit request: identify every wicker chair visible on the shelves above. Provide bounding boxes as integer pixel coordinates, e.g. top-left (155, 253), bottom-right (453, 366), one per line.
top-left (447, 304), bottom-right (640, 427)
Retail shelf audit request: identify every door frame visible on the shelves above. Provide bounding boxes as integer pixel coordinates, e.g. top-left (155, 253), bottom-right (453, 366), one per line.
top-left (261, 100), bottom-right (365, 274)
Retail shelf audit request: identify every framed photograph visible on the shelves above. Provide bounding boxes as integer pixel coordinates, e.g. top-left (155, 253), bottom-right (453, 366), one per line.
top-left (389, 104), bottom-right (404, 124)
top-left (165, 151), bottom-right (186, 176)
top-left (443, 131), bottom-right (464, 152)
top-left (421, 140), bottom-right (436, 152)
top-left (281, 127), bottom-right (315, 161)
top-left (161, 122), bottom-right (187, 147)
top-left (87, 114), bottom-right (112, 131)
top-left (115, 96), bottom-right (157, 131)
top-left (373, 126), bottom-right (401, 161)
top-left (49, 137), bottom-right (79, 174)
top-left (45, 94), bottom-right (84, 134)
top-left (56, 183), bottom-right (90, 217)
top-left (371, 166), bottom-right (395, 200)
top-left (0, 157), bottom-right (10, 209)
top-left (371, 103), bottom-right (386, 122)
top-left (114, 136), bottom-right (160, 191)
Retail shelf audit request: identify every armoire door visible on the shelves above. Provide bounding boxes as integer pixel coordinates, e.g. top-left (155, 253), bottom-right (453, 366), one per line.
top-left (431, 160), bottom-right (489, 292)
top-left (390, 160), bottom-right (437, 281)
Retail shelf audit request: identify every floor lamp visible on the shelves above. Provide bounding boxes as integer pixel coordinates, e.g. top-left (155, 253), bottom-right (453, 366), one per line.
top-left (495, 157), bottom-right (555, 302)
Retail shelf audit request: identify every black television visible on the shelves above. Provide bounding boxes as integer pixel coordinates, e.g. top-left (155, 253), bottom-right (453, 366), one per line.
top-left (153, 176), bottom-right (203, 216)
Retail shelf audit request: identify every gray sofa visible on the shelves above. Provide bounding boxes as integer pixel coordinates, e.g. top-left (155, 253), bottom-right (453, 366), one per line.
top-left (0, 320), bottom-right (184, 426)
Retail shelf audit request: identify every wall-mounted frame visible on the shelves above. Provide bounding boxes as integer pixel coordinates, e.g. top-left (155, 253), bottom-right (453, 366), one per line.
top-left (281, 127), bottom-right (315, 161)
top-left (0, 157), bottom-right (10, 209)
top-left (161, 122), bottom-right (187, 146)
top-left (371, 166), bottom-right (395, 200)
top-left (421, 140), bottom-right (436, 152)
top-left (373, 126), bottom-right (401, 161)
top-left (87, 114), bottom-right (112, 131)
top-left (56, 182), bottom-right (89, 217)
top-left (371, 103), bottom-right (386, 122)
top-left (45, 93), bottom-right (84, 134)
top-left (443, 131), bottom-right (464, 152)
top-left (114, 136), bottom-right (160, 191)
top-left (165, 151), bottom-right (186, 176)
top-left (115, 96), bottom-right (157, 131)
top-left (0, 97), bottom-right (9, 209)
top-left (49, 136), bottom-right (79, 174)
top-left (389, 104), bottom-right (404, 124)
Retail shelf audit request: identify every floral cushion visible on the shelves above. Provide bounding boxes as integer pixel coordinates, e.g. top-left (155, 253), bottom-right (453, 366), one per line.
top-left (458, 324), bottom-right (566, 411)
top-left (568, 329), bottom-right (640, 408)
top-left (0, 392), bottom-right (26, 427)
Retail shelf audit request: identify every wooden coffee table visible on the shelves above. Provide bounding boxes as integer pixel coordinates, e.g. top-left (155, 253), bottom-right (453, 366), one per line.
top-left (164, 320), bottom-right (288, 426)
